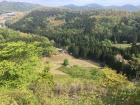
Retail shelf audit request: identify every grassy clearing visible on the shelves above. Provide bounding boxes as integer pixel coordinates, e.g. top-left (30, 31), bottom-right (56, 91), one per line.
top-left (30, 53), bottom-right (137, 105)
top-left (59, 66), bottom-right (105, 81)
top-left (44, 53), bottom-right (100, 68)
top-left (48, 17), bottom-right (65, 26)
top-left (112, 43), bottom-right (131, 49)
top-left (43, 53), bottom-right (100, 76)
top-left (40, 66), bottom-right (135, 105)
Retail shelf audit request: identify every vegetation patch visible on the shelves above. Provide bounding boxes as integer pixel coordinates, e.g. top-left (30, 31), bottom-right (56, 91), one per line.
top-left (59, 66), bottom-right (105, 80)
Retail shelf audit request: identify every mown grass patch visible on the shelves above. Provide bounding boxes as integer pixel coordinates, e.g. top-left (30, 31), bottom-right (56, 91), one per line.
top-left (112, 44), bottom-right (131, 49)
top-left (59, 65), bottom-right (105, 81)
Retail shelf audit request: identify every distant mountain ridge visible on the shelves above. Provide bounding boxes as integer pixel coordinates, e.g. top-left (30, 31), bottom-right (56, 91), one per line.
top-left (64, 3), bottom-right (140, 11)
top-left (0, 1), bottom-right (42, 13)
top-left (0, 1), bottom-right (140, 14)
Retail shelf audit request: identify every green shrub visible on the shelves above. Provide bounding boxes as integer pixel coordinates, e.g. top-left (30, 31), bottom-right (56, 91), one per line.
top-left (63, 59), bottom-right (69, 66)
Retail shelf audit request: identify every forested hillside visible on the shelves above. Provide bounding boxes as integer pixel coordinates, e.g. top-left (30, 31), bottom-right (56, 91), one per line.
top-left (0, 1), bottom-right (42, 14)
top-left (8, 9), bottom-right (140, 79)
top-left (0, 29), bottom-right (140, 105)
top-left (0, 3), bottom-right (140, 103)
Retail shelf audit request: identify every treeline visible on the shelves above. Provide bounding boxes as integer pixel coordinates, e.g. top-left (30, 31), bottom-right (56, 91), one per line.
top-left (8, 9), bottom-right (140, 79)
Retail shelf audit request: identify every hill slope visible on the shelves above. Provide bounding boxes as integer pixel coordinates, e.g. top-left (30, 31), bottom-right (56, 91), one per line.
top-left (64, 3), bottom-right (140, 11)
top-left (8, 9), bottom-right (140, 80)
top-left (0, 1), bottom-right (42, 13)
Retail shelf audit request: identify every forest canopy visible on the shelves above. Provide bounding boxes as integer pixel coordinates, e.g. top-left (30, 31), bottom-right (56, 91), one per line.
top-left (0, 7), bottom-right (140, 104)
top-left (8, 9), bottom-right (140, 79)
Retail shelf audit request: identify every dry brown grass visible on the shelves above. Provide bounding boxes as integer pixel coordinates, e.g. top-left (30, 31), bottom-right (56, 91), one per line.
top-left (11, 12), bottom-right (25, 23)
top-left (48, 17), bottom-right (65, 26)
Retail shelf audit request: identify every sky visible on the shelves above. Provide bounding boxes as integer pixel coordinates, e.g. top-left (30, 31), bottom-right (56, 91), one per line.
top-left (0, 0), bottom-right (140, 6)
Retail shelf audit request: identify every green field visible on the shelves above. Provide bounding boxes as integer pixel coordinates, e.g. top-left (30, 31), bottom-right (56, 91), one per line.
top-left (112, 44), bottom-right (131, 49)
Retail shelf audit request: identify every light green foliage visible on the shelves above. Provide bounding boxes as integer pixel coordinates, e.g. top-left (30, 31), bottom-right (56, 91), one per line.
top-left (101, 68), bottom-right (133, 87)
top-left (29, 67), bottom-right (54, 105)
top-left (50, 95), bottom-right (104, 105)
top-left (0, 61), bottom-right (19, 88)
top-left (0, 90), bottom-right (38, 105)
top-left (34, 41), bottom-right (56, 56)
top-left (0, 41), bottom-right (40, 88)
top-left (101, 39), bottom-right (112, 47)
top-left (58, 66), bottom-right (140, 105)
top-left (0, 42), bottom-right (38, 60)
top-left (112, 44), bottom-right (131, 49)
top-left (0, 29), bottom-right (55, 104)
